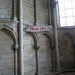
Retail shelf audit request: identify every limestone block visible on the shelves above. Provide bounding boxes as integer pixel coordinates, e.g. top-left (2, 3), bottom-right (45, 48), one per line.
top-left (39, 64), bottom-right (43, 69)
top-left (23, 0), bottom-right (34, 24)
top-left (1, 0), bottom-right (12, 3)
top-left (5, 45), bottom-right (12, 52)
top-left (6, 59), bottom-right (14, 69)
top-left (0, 9), bottom-right (8, 14)
top-left (39, 68), bottom-right (51, 73)
top-left (1, 52), bottom-right (14, 59)
top-left (24, 66), bottom-right (32, 72)
top-left (0, 70), bottom-right (1, 75)
top-left (32, 65), bottom-right (36, 70)
top-left (0, 15), bottom-right (5, 18)
top-left (0, 45), bottom-right (6, 53)
top-left (0, 30), bottom-right (4, 34)
top-left (24, 45), bottom-right (34, 52)
top-left (0, 40), bottom-right (13, 44)
top-left (5, 15), bottom-right (11, 19)
top-left (0, 60), bottom-right (6, 69)
top-left (39, 57), bottom-right (46, 62)
top-left (24, 71), bottom-right (35, 75)
top-left (0, 3), bottom-right (5, 8)
top-left (42, 63), bottom-right (49, 68)
top-left (23, 40), bottom-right (32, 44)
top-left (24, 58), bottom-right (36, 65)
top-left (2, 69), bottom-right (14, 75)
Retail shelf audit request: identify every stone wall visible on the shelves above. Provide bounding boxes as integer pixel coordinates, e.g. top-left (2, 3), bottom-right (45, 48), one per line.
top-left (23, 32), bottom-right (53, 75)
top-left (39, 34), bottom-right (52, 74)
top-left (36, 0), bottom-right (48, 25)
top-left (23, 0), bottom-right (34, 25)
top-left (0, 0), bottom-right (75, 75)
top-left (23, 0), bottom-right (48, 25)
top-left (0, 0), bottom-right (12, 19)
top-left (23, 33), bottom-right (36, 75)
top-left (58, 29), bottom-right (75, 70)
top-left (0, 30), bottom-right (14, 75)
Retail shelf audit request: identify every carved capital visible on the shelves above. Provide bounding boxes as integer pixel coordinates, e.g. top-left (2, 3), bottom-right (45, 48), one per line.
top-left (12, 44), bottom-right (18, 50)
top-left (34, 45), bottom-right (41, 50)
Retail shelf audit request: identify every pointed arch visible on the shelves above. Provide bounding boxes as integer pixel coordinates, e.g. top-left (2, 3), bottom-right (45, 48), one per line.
top-left (59, 32), bottom-right (75, 44)
top-left (39, 31), bottom-right (53, 46)
top-left (0, 25), bottom-right (17, 44)
top-left (25, 32), bottom-right (38, 45)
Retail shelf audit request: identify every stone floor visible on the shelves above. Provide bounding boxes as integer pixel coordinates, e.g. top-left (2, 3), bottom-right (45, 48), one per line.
top-left (46, 69), bottom-right (75, 75)
top-left (47, 72), bottom-right (75, 75)
top-left (65, 72), bottom-right (75, 75)
top-left (49, 72), bottom-right (75, 75)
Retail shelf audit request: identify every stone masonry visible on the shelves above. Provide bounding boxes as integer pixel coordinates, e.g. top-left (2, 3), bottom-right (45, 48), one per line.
top-left (0, 30), bottom-right (14, 75)
top-left (0, 0), bottom-right (75, 75)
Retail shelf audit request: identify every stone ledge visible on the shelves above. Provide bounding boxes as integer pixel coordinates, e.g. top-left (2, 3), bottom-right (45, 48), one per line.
top-left (0, 19), bottom-right (18, 23)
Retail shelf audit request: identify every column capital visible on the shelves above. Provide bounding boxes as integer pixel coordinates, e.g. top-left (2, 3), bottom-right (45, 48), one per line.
top-left (12, 44), bottom-right (18, 50)
top-left (34, 45), bottom-right (41, 50)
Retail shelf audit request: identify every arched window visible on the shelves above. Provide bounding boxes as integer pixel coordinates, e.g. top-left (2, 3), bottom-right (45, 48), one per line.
top-left (58, 0), bottom-right (75, 27)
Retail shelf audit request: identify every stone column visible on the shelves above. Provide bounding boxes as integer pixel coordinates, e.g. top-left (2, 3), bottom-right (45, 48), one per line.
top-left (48, 0), bottom-right (51, 25)
top-left (19, 0), bottom-right (24, 75)
top-left (13, 44), bottom-right (18, 75)
top-left (34, 45), bottom-right (40, 75)
top-left (34, 0), bottom-right (37, 25)
top-left (51, 0), bottom-right (61, 71)
top-left (13, 0), bottom-right (17, 21)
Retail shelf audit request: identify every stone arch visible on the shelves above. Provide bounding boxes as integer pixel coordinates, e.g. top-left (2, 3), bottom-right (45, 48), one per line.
top-left (25, 32), bottom-right (38, 45)
top-left (38, 31), bottom-right (53, 74)
top-left (23, 32), bottom-right (38, 75)
top-left (38, 31), bottom-right (53, 46)
top-left (59, 32), bottom-right (75, 44)
top-left (58, 32), bottom-right (75, 69)
top-left (0, 25), bottom-right (17, 44)
top-left (0, 25), bottom-right (18, 75)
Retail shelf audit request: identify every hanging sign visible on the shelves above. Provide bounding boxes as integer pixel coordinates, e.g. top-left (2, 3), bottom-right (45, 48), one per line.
top-left (24, 25), bottom-right (52, 32)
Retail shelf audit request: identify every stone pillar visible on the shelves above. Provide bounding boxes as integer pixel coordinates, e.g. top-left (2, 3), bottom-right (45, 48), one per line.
top-left (51, 0), bottom-right (61, 71)
top-left (34, 45), bottom-right (40, 75)
top-left (72, 44), bottom-right (75, 65)
top-left (13, 0), bottom-right (17, 21)
top-left (13, 44), bottom-right (18, 75)
top-left (48, 0), bottom-right (51, 25)
top-left (34, 0), bottom-right (37, 25)
top-left (19, 0), bottom-right (24, 75)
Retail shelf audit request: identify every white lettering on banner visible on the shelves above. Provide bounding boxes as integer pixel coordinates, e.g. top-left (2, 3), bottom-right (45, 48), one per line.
top-left (24, 25), bottom-right (52, 32)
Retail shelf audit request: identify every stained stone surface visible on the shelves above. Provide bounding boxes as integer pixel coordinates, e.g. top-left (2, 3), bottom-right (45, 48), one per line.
top-left (0, 60), bottom-right (6, 69)
top-left (2, 70), bottom-right (14, 75)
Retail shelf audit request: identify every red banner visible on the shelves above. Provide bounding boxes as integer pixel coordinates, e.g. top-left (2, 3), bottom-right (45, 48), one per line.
top-left (24, 25), bottom-right (52, 32)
